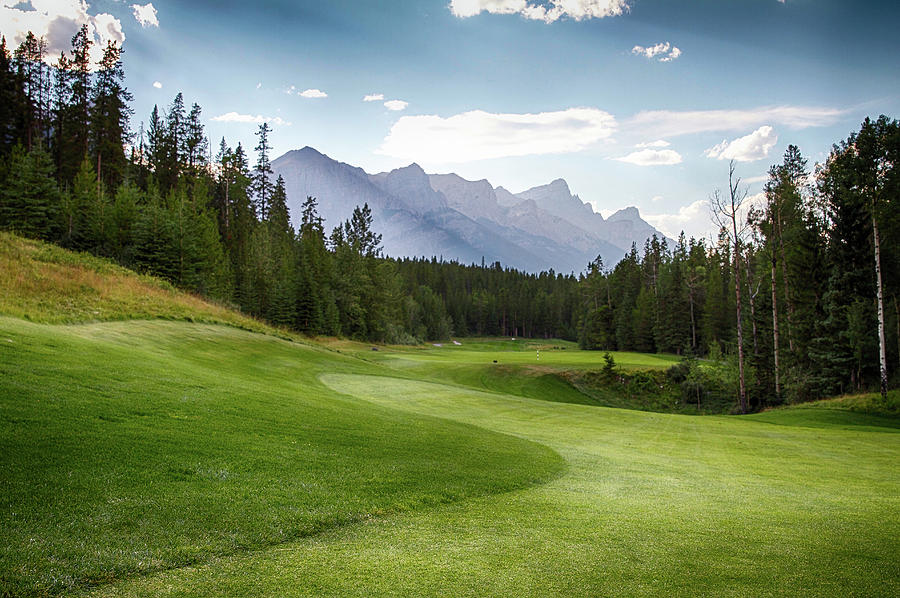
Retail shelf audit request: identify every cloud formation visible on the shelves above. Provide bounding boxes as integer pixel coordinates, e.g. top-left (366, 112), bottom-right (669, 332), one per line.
top-left (152, 80), bottom-right (162, 89)
top-left (449, 0), bottom-right (629, 23)
top-left (383, 99), bottom-right (408, 111)
top-left (0, 0), bottom-right (125, 65)
top-left (615, 148), bottom-right (682, 166)
top-left (299, 88), bottom-right (327, 99)
top-left (631, 42), bottom-right (681, 62)
top-left (628, 105), bottom-right (841, 138)
top-left (131, 3), bottom-right (158, 28)
top-left (705, 125), bottom-right (778, 162)
top-left (645, 192), bottom-right (767, 240)
top-left (644, 199), bottom-right (711, 240)
top-left (211, 112), bottom-right (291, 126)
top-left (379, 107), bottom-right (616, 163)
top-left (636, 139), bottom-right (670, 148)
top-left (363, 93), bottom-right (384, 102)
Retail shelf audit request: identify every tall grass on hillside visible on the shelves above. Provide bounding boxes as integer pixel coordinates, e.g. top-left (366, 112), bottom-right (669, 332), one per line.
top-left (0, 232), bottom-right (276, 335)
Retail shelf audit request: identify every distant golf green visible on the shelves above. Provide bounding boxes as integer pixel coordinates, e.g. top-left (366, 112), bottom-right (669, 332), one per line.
top-left (368, 338), bottom-right (680, 370)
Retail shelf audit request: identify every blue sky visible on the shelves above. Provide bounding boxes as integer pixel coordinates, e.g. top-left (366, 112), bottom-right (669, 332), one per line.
top-left (3, 0), bottom-right (899, 240)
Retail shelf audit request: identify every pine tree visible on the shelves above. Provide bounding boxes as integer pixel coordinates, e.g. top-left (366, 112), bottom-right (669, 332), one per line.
top-left (91, 41), bottom-right (132, 190)
top-left (161, 93), bottom-right (186, 190)
top-left (0, 144), bottom-right (59, 238)
top-left (267, 175), bottom-right (291, 235)
top-left (63, 156), bottom-right (107, 251)
top-left (184, 102), bottom-right (207, 176)
top-left (251, 122), bottom-right (274, 219)
top-left (132, 186), bottom-right (178, 282)
top-left (0, 36), bottom-right (18, 156)
top-left (70, 24), bottom-right (92, 162)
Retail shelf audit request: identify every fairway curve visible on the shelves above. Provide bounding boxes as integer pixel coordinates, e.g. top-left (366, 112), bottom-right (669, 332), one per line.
top-left (82, 372), bottom-right (898, 596)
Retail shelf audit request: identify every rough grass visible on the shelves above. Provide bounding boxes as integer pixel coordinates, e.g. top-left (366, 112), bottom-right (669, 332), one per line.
top-left (746, 389), bottom-right (900, 430)
top-left (0, 232), bottom-right (278, 335)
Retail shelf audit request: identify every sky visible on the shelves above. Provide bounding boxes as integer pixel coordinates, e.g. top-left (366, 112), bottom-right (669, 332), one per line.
top-left (2, 0), bottom-right (899, 241)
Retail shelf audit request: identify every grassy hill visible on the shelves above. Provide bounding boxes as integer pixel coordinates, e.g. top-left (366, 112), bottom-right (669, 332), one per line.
top-left (0, 232), bottom-right (277, 335)
top-left (1, 234), bottom-right (897, 597)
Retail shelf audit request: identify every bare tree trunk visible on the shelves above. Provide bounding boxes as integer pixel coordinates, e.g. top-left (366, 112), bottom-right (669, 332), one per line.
top-left (894, 295), bottom-right (899, 371)
top-left (730, 167), bottom-right (747, 414)
top-left (688, 284), bottom-right (697, 352)
top-left (771, 252), bottom-right (781, 398)
top-left (873, 215), bottom-right (888, 401)
top-left (744, 250), bottom-right (760, 360)
top-left (733, 237), bottom-right (747, 414)
top-left (711, 163), bottom-right (749, 413)
top-left (776, 200), bottom-right (796, 353)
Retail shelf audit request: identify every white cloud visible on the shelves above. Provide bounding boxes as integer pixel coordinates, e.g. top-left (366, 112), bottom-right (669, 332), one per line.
top-left (363, 93), bottom-right (384, 102)
top-left (636, 139), bottom-right (670, 148)
top-left (631, 42), bottom-right (681, 62)
top-left (131, 3), bottom-right (158, 28)
top-left (449, 0), bottom-right (629, 23)
top-left (152, 80), bottom-right (162, 89)
top-left (645, 199), bottom-right (711, 240)
top-left (651, 195), bottom-right (664, 202)
top-left (384, 99), bottom-right (408, 111)
top-left (614, 148), bottom-right (682, 166)
top-left (705, 125), bottom-right (778, 162)
top-left (211, 112), bottom-right (291, 126)
top-left (1, 0), bottom-right (125, 66)
top-left (256, 82), bottom-right (262, 89)
top-left (379, 107), bottom-right (616, 163)
top-left (299, 88), bottom-right (327, 99)
top-left (646, 192), bottom-right (767, 240)
top-left (628, 105), bottom-right (841, 138)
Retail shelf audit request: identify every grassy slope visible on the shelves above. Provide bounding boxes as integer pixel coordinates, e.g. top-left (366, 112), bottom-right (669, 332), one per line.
top-left (0, 318), bottom-right (563, 596)
top-left (0, 232), bottom-right (277, 335)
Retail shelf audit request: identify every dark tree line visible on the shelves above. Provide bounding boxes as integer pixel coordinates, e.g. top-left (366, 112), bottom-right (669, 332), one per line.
top-left (0, 29), bottom-right (896, 410)
top-left (578, 131), bottom-right (899, 407)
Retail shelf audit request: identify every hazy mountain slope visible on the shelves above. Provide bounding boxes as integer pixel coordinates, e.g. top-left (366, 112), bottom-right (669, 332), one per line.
top-left (430, 173), bottom-right (623, 268)
top-left (513, 179), bottom-right (671, 252)
top-left (272, 147), bottom-right (668, 273)
top-left (272, 149), bottom-right (568, 271)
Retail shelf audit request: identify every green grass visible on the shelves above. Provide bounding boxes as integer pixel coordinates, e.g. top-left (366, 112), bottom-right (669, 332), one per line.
top-left (348, 338), bottom-right (695, 412)
top-left (368, 340), bottom-right (680, 370)
top-left (0, 318), bottom-right (562, 596)
top-left (2, 235), bottom-right (898, 596)
top-left (746, 390), bottom-right (900, 430)
top-left (77, 373), bottom-right (899, 597)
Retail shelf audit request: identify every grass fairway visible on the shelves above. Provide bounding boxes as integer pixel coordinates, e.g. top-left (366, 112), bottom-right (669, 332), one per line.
top-left (77, 373), bottom-right (899, 597)
top-left (0, 318), bottom-right (562, 596)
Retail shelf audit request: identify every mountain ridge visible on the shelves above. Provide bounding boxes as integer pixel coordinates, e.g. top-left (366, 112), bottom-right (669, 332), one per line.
top-left (271, 147), bottom-right (670, 273)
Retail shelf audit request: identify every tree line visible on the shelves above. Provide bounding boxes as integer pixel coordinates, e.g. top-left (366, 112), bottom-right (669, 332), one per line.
top-left (0, 28), bottom-right (896, 410)
top-left (579, 131), bottom-right (898, 408)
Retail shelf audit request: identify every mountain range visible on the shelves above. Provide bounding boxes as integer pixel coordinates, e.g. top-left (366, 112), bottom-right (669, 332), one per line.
top-left (271, 147), bottom-right (669, 274)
